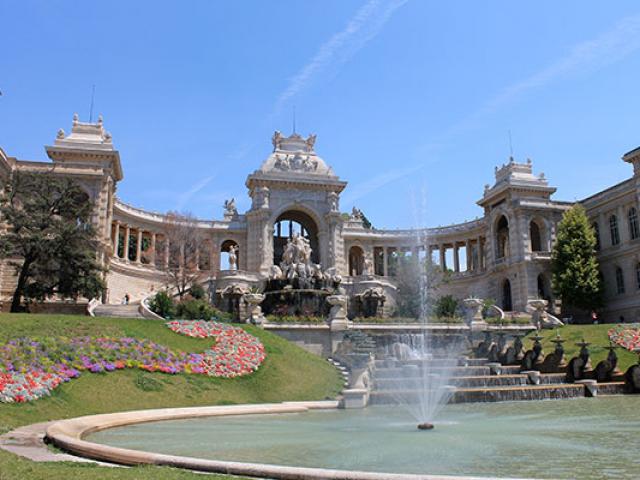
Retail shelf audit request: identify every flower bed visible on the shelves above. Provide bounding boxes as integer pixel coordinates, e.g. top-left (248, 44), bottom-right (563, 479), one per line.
top-left (0, 321), bottom-right (265, 403)
top-left (608, 324), bottom-right (640, 353)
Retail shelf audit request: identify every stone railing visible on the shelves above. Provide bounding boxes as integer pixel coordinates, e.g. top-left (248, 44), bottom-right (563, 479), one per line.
top-left (86, 298), bottom-right (101, 317)
top-left (139, 293), bottom-right (164, 320)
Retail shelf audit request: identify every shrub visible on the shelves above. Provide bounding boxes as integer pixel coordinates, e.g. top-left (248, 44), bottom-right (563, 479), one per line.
top-left (265, 315), bottom-right (325, 324)
top-left (354, 316), bottom-right (421, 324)
top-left (149, 291), bottom-right (175, 318)
top-left (482, 298), bottom-right (497, 317)
top-left (175, 298), bottom-right (217, 320)
top-left (434, 295), bottom-right (458, 318)
top-left (189, 283), bottom-right (206, 300)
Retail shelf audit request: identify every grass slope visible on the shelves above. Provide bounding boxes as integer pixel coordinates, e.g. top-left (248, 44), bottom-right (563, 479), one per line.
top-left (525, 324), bottom-right (639, 372)
top-left (0, 313), bottom-right (343, 480)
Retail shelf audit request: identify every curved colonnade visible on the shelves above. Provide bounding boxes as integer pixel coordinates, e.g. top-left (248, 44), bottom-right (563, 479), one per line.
top-left (106, 198), bottom-right (497, 309)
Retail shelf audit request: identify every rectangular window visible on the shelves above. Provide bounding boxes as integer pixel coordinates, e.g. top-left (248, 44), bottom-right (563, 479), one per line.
top-left (629, 207), bottom-right (639, 240)
top-left (616, 267), bottom-right (625, 295)
top-left (610, 215), bottom-right (620, 246)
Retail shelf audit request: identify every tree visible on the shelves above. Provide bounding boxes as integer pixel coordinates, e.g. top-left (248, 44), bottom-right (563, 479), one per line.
top-left (161, 211), bottom-right (203, 300)
top-left (0, 172), bottom-right (105, 312)
top-left (551, 204), bottom-right (603, 312)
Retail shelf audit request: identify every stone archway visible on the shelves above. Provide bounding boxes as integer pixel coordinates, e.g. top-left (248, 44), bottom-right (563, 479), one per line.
top-left (273, 210), bottom-right (320, 266)
top-left (220, 239), bottom-right (240, 270)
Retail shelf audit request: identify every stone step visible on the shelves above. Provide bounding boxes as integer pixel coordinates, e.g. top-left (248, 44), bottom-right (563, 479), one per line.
top-left (369, 383), bottom-right (588, 404)
top-left (374, 374), bottom-right (530, 390)
top-left (596, 382), bottom-right (626, 395)
top-left (93, 304), bottom-right (144, 319)
top-left (374, 366), bottom-right (490, 378)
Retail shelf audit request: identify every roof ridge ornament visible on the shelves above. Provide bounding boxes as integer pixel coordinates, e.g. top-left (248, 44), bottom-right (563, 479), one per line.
top-left (271, 130), bottom-right (317, 153)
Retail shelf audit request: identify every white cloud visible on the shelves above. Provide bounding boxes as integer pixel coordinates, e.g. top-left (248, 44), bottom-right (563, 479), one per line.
top-left (175, 174), bottom-right (216, 211)
top-left (273, 0), bottom-right (409, 114)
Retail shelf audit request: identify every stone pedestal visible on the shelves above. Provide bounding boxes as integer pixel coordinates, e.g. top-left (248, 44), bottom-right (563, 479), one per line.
top-left (243, 293), bottom-right (265, 326)
top-left (327, 294), bottom-right (349, 331)
top-left (463, 297), bottom-right (487, 330)
top-left (341, 388), bottom-right (369, 408)
top-left (528, 299), bottom-right (563, 329)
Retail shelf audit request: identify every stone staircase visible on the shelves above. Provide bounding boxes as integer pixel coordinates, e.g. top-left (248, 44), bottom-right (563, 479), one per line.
top-left (369, 356), bottom-right (627, 405)
top-left (93, 303), bottom-right (144, 319)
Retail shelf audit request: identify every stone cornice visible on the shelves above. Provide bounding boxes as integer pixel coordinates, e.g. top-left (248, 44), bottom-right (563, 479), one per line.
top-left (45, 146), bottom-right (123, 181)
top-left (113, 199), bottom-right (247, 232)
top-left (580, 177), bottom-right (635, 208)
top-left (342, 218), bottom-right (487, 244)
top-left (246, 171), bottom-right (347, 193)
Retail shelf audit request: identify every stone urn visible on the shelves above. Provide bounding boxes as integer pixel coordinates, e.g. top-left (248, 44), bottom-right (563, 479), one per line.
top-left (528, 299), bottom-right (549, 329)
top-left (463, 297), bottom-right (487, 330)
top-left (243, 293), bottom-right (265, 326)
top-left (327, 294), bottom-right (349, 331)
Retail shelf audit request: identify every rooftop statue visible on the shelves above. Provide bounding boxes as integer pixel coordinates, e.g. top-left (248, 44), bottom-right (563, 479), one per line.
top-left (224, 198), bottom-right (237, 216)
top-left (272, 131), bottom-right (283, 151)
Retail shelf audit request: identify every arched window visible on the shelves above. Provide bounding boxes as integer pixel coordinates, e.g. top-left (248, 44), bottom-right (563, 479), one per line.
top-left (496, 216), bottom-right (509, 259)
top-left (502, 278), bottom-right (512, 311)
top-left (615, 267), bottom-right (625, 295)
top-left (530, 221), bottom-right (543, 252)
top-left (592, 222), bottom-right (600, 251)
top-left (348, 246), bottom-right (365, 276)
top-left (636, 263), bottom-right (640, 290)
top-left (220, 240), bottom-right (239, 270)
top-left (609, 215), bottom-right (620, 246)
top-left (628, 207), bottom-right (639, 240)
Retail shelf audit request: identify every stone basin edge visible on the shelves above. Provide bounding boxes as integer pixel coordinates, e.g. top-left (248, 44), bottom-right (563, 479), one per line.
top-left (44, 401), bottom-right (535, 480)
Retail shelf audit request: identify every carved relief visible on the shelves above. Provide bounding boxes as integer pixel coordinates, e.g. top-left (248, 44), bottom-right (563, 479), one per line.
top-left (274, 152), bottom-right (318, 172)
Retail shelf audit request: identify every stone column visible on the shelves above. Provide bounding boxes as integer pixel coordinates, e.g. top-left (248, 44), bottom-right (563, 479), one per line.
top-left (135, 229), bottom-right (143, 263)
top-left (466, 239), bottom-right (472, 271)
top-left (477, 235), bottom-right (483, 270)
top-left (210, 240), bottom-right (217, 274)
top-left (164, 239), bottom-right (170, 269)
top-left (382, 247), bottom-right (388, 277)
top-left (618, 205), bottom-right (627, 243)
top-left (439, 244), bottom-right (446, 270)
top-left (113, 222), bottom-right (120, 258)
top-left (123, 225), bottom-right (131, 262)
top-left (453, 244), bottom-right (460, 273)
top-left (150, 233), bottom-right (157, 266)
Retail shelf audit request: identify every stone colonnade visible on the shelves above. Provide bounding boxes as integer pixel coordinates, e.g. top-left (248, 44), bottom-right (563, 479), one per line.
top-left (111, 221), bottom-right (227, 273)
top-left (351, 236), bottom-right (486, 277)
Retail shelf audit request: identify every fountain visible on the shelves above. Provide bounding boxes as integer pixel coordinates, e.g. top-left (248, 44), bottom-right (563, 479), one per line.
top-left (375, 233), bottom-right (469, 431)
top-left (261, 233), bottom-right (340, 318)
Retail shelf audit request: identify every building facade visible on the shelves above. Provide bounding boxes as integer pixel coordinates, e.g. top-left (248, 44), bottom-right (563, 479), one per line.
top-left (1, 115), bottom-right (639, 321)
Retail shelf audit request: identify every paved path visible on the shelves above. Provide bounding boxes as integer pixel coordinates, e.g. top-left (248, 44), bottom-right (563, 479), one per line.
top-left (0, 422), bottom-right (116, 466)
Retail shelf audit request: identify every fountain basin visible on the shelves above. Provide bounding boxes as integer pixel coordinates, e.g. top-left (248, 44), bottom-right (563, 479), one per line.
top-left (66, 397), bottom-right (640, 480)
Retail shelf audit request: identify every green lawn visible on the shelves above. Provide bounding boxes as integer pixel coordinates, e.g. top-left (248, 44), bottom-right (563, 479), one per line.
top-left (524, 323), bottom-right (639, 372)
top-left (0, 313), bottom-right (343, 480)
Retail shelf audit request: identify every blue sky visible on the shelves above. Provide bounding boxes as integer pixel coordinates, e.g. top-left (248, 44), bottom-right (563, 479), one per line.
top-left (1, 1), bottom-right (640, 228)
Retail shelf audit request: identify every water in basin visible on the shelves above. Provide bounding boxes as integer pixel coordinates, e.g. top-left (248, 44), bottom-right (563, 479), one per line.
top-left (88, 396), bottom-right (640, 479)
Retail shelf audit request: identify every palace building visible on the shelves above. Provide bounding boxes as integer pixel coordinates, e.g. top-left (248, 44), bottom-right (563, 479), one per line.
top-left (0, 114), bottom-right (639, 321)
